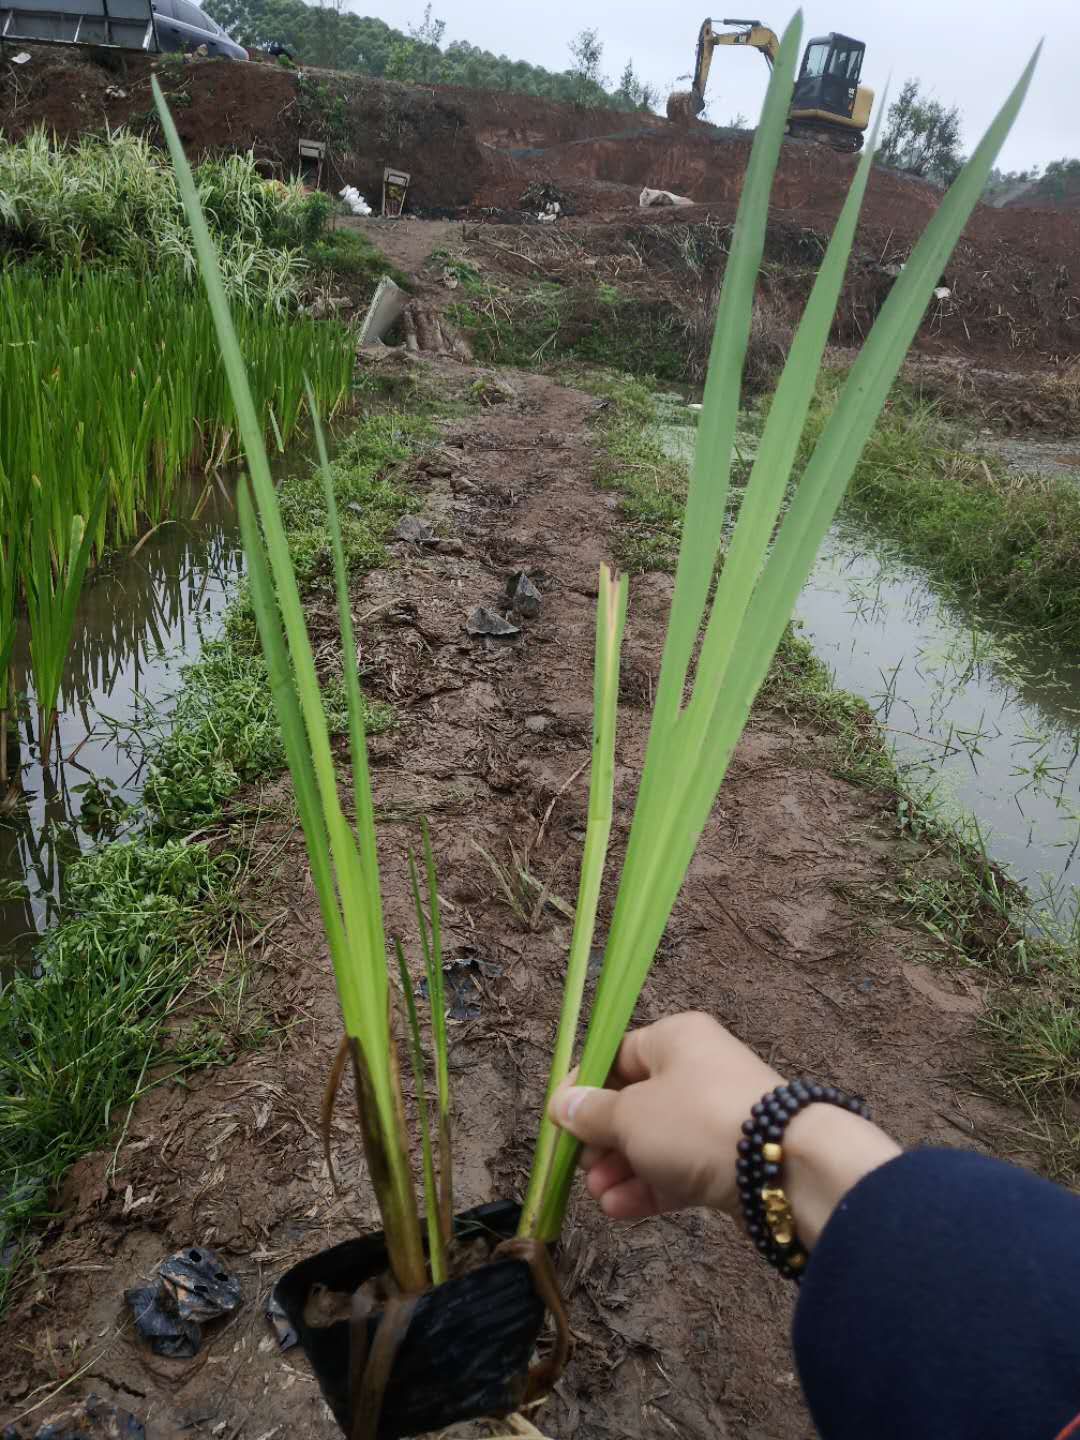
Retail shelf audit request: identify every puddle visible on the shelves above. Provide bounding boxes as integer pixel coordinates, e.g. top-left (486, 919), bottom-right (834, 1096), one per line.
top-left (964, 433), bottom-right (1080, 482)
top-left (797, 521), bottom-right (1080, 925)
top-left (0, 481), bottom-right (243, 970)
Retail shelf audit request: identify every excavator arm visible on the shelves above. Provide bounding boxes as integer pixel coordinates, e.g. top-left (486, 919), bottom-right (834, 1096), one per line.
top-left (667, 17), bottom-right (780, 122)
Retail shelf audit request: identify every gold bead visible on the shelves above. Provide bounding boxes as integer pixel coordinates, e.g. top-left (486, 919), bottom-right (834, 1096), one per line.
top-left (762, 1142), bottom-right (783, 1163)
top-left (790, 1251), bottom-right (807, 1272)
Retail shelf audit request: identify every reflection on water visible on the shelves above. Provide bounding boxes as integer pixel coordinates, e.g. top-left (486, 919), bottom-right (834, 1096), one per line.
top-left (0, 483), bottom-right (243, 967)
top-left (798, 520), bottom-right (1080, 926)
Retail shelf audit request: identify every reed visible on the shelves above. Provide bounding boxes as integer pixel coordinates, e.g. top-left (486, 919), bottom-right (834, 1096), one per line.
top-left (0, 267), bottom-right (353, 768)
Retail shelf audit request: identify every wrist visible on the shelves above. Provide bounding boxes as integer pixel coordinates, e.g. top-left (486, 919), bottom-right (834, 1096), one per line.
top-left (783, 1103), bottom-right (901, 1249)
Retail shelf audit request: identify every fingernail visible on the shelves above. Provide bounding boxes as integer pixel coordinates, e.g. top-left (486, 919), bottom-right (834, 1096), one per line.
top-left (559, 1086), bottom-right (596, 1124)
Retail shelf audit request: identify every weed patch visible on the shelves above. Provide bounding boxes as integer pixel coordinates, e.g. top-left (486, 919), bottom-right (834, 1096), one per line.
top-left (306, 226), bottom-right (412, 294)
top-left (450, 282), bottom-right (690, 382)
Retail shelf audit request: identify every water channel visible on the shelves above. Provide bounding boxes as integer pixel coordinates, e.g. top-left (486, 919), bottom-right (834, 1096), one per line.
top-left (661, 407), bottom-right (1080, 933)
top-left (0, 483), bottom-right (243, 970)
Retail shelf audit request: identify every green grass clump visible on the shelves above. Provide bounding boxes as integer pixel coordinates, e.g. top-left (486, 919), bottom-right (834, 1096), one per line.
top-left (800, 378), bottom-right (1080, 642)
top-left (449, 281), bottom-right (689, 382)
top-left (276, 412), bottom-right (433, 584)
top-left (0, 837), bottom-right (235, 1309)
top-left (0, 129), bottom-right (325, 306)
top-left (305, 226), bottom-right (412, 294)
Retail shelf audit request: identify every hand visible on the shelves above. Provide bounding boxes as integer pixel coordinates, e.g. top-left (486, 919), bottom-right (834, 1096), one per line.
top-left (549, 1011), bottom-right (901, 1245)
top-left (549, 1011), bottom-right (782, 1220)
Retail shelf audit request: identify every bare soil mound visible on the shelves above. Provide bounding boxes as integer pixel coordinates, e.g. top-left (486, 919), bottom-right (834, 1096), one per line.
top-left (2, 51), bottom-right (1076, 360)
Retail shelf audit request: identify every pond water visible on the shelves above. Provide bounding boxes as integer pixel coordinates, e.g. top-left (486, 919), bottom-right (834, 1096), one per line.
top-left (0, 482), bottom-right (244, 970)
top-left (796, 522), bottom-right (1080, 928)
top-left (656, 406), bottom-right (1080, 932)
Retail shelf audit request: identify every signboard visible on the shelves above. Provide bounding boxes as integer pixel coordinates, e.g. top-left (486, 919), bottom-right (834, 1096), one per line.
top-left (1, 0), bottom-right (157, 51)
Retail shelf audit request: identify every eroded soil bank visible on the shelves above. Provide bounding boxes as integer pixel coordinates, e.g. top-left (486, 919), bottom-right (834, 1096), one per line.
top-left (1, 354), bottom-right (1042, 1440)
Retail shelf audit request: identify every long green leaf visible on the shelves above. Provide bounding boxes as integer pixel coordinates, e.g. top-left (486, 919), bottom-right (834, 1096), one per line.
top-left (519, 563), bottom-right (627, 1235)
top-left (154, 79), bottom-right (425, 1290)
top-left (528, 40), bottom-right (1040, 1242)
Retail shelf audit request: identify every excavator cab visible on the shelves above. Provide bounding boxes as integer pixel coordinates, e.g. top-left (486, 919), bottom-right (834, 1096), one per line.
top-left (792, 33), bottom-right (865, 120)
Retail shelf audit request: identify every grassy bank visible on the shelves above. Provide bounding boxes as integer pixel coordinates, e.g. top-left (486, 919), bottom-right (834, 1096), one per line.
top-left (579, 370), bottom-right (1080, 1145)
top-left (805, 376), bottom-right (1080, 644)
top-left (0, 406), bottom-right (433, 1311)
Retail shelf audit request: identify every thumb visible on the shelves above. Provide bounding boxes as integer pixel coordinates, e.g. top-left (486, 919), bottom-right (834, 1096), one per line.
top-left (549, 1085), bottom-right (620, 1148)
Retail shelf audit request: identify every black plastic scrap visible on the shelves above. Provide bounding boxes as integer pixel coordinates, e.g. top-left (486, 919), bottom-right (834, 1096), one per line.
top-left (1, 1394), bottom-right (145, 1440)
top-left (507, 571), bottom-right (542, 619)
top-left (466, 606), bottom-right (520, 637)
top-left (125, 1246), bottom-right (241, 1358)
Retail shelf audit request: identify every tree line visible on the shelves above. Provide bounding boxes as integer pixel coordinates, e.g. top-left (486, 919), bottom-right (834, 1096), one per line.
top-left (201, 0), bottom-right (657, 112)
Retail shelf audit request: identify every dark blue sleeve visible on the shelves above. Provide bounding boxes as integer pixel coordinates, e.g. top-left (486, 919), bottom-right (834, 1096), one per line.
top-left (792, 1149), bottom-right (1080, 1440)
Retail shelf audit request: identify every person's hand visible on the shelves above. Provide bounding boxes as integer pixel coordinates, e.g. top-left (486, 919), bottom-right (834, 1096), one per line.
top-left (549, 1011), bottom-right (901, 1246)
top-left (549, 1011), bottom-right (783, 1220)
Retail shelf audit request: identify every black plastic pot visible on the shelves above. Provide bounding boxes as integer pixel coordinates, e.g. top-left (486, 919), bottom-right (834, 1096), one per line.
top-left (274, 1200), bottom-right (550, 1440)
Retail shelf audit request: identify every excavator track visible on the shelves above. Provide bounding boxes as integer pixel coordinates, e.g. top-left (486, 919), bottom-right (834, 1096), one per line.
top-left (787, 120), bottom-right (863, 153)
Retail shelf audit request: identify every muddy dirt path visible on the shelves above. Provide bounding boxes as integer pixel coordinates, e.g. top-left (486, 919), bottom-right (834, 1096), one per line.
top-left (1, 359), bottom-right (1035, 1440)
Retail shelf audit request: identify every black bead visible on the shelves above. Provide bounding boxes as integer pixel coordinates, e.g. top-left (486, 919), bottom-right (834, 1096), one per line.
top-left (774, 1086), bottom-right (792, 1106)
top-left (737, 1138), bottom-right (751, 1156)
top-left (823, 1086), bottom-right (839, 1104)
top-left (762, 1162), bottom-right (780, 1179)
top-left (747, 1221), bottom-right (761, 1239)
top-left (741, 1119), bottom-right (755, 1136)
top-left (846, 1097), bottom-right (861, 1113)
top-left (736, 1159), bottom-right (750, 1177)
top-left (792, 1080), bottom-right (810, 1100)
top-left (766, 1124), bottom-right (783, 1141)
top-left (756, 1237), bottom-right (770, 1253)
top-left (751, 1102), bottom-right (765, 1118)
top-left (809, 1084), bottom-right (824, 1101)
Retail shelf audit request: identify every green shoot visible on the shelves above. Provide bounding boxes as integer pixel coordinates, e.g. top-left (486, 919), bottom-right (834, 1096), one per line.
top-left (395, 940), bottom-right (447, 1284)
top-left (154, 77), bottom-right (427, 1291)
top-left (522, 16), bottom-right (1040, 1242)
top-left (519, 563), bottom-right (627, 1235)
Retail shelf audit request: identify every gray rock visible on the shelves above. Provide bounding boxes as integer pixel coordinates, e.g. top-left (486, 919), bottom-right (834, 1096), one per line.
top-left (524, 713), bottom-right (551, 733)
top-left (466, 607), bottom-right (520, 638)
top-left (394, 514), bottom-right (435, 543)
top-left (508, 571), bottom-right (542, 618)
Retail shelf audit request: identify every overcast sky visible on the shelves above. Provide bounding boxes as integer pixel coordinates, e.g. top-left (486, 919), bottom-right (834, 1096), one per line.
top-left (360, 0), bottom-right (1076, 173)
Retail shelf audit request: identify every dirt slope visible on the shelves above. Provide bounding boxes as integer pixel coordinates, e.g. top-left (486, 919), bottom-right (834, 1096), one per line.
top-left (3, 49), bottom-right (1077, 362)
top-left (1, 343), bottom-right (1038, 1438)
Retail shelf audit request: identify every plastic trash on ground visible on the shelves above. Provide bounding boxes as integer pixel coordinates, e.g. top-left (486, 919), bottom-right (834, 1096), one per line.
top-left (339, 186), bottom-right (373, 217)
top-left (639, 187), bottom-right (695, 208)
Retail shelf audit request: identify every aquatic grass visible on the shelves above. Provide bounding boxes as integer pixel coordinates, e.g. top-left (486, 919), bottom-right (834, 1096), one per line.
top-left (805, 382), bottom-right (1080, 643)
top-left (0, 266), bottom-right (353, 766)
top-left (522, 20), bottom-right (1038, 1241)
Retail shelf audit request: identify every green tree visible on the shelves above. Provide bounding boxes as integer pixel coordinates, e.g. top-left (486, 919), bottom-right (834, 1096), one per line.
top-left (878, 78), bottom-right (964, 186)
top-left (568, 27), bottom-right (604, 100)
top-left (613, 58), bottom-right (657, 112)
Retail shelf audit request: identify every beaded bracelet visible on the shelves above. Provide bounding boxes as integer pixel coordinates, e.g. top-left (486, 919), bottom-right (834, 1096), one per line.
top-left (736, 1080), bottom-right (871, 1281)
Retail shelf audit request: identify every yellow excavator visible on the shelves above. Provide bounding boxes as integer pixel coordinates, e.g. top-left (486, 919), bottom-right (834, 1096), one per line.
top-left (668, 18), bottom-right (874, 152)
